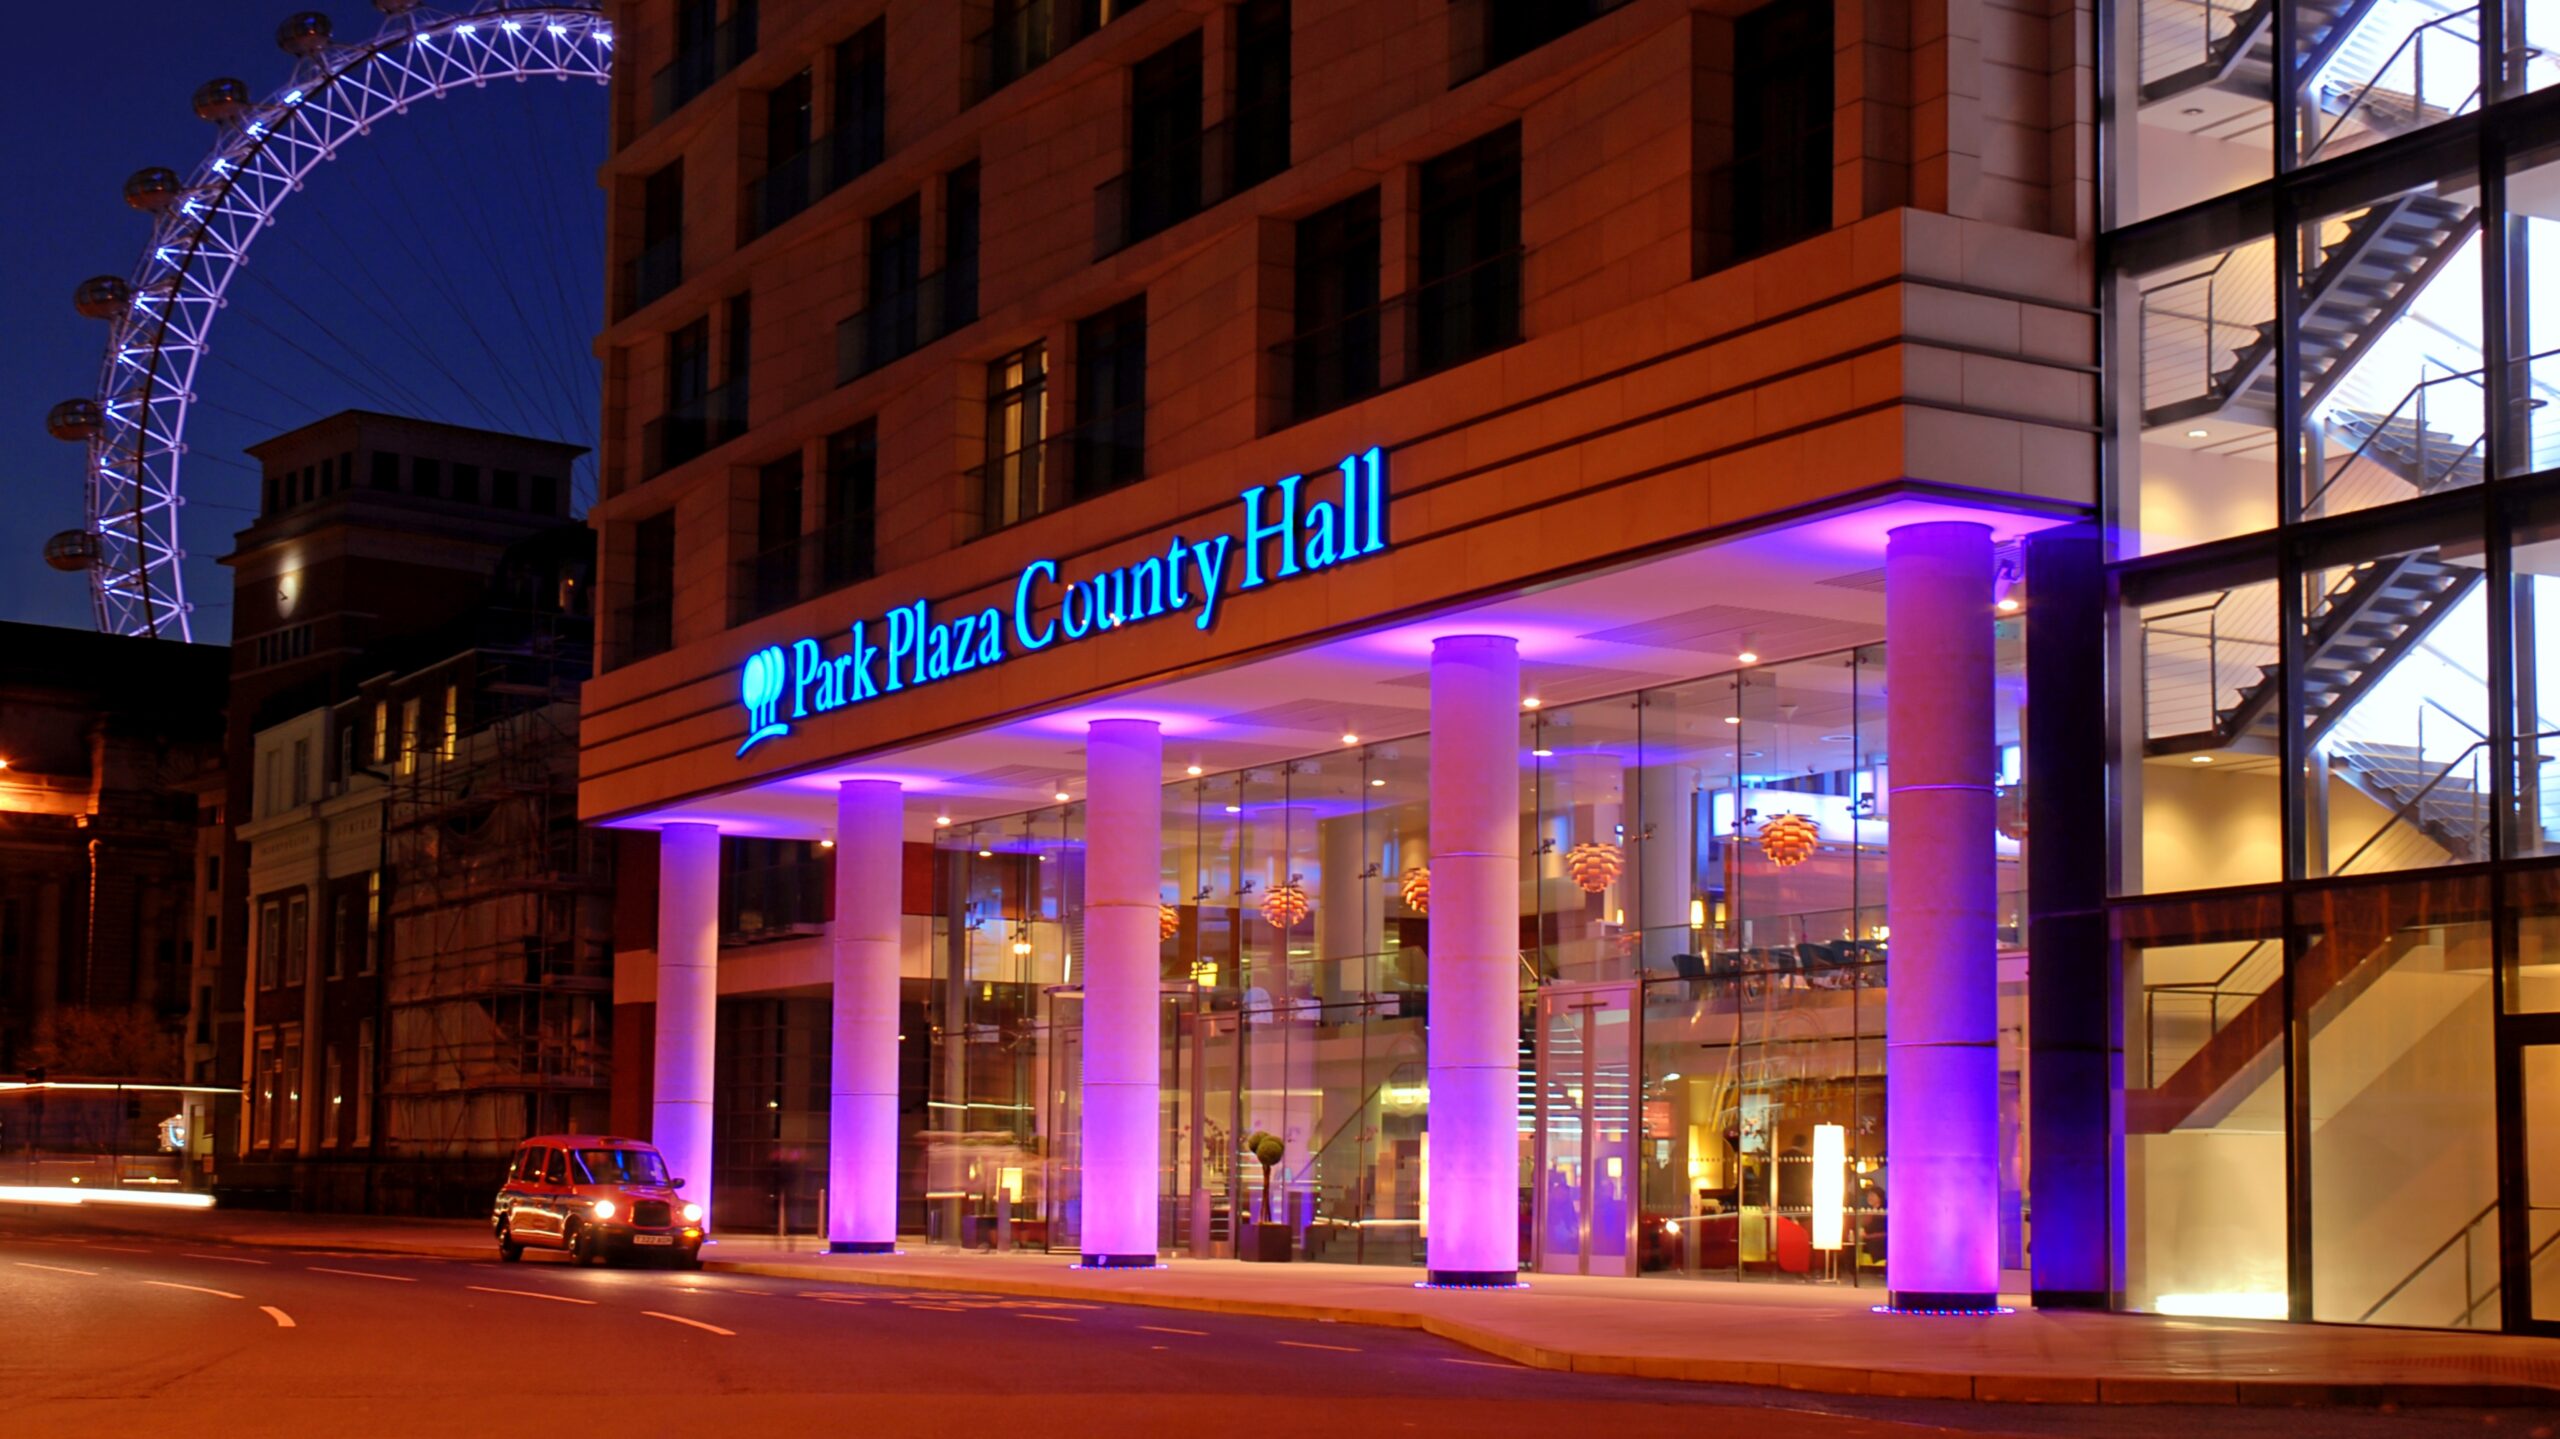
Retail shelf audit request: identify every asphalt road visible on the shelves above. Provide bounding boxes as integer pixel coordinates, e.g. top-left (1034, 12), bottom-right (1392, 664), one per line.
top-left (1, 1211), bottom-right (2552, 1438)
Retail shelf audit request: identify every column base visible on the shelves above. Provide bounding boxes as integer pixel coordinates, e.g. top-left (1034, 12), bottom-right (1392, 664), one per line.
top-left (1422, 1270), bottom-right (1523, 1289)
top-left (1078, 1253), bottom-right (1159, 1270)
top-left (1881, 1291), bottom-right (2008, 1314)
top-left (826, 1240), bottom-right (897, 1255)
top-left (2029, 1288), bottom-right (2112, 1310)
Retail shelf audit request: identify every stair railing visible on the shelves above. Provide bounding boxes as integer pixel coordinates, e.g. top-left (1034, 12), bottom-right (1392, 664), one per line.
top-left (2354, 1198), bottom-right (2560, 1328)
top-left (2141, 938), bottom-right (2279, 1086)
top-left (2137, 0), bottom-right (2242, 89)
top-left (2307, 363), bottom-right (2488, 516)
top-left (2138, 242), bottom-right (2276, 416)
top-left (2334, 736), bottom-right (2490, 875)
top-left (2141, 585), bottom-right (2280, 741)
top-left (2305, 7), bottom-right (2482, 162)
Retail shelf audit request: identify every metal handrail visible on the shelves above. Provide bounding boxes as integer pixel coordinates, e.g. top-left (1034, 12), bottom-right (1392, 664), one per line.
top-left (2306, 8), bottom-right (2481, 160)
top-left (2308, 364), bottom-right (2487, 511)
top-left (2335, 736), bottom-right (2488, 875)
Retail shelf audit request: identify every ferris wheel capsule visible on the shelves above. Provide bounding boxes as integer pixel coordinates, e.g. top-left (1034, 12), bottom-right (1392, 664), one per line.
top-left (277, 12), bottom-right (334, 56)
top-left (123, 168), bottom-right (183, 212)
top-left (193, 78), bottom-right (253, 124)
top-left (73, 276), bottom-right (133, 320)
top-left (47, 399), bottom-right (104, 442)
top-left (45, 530), bottom-right (102, 574)
top-left (372, 0), bottom-right (423, 12)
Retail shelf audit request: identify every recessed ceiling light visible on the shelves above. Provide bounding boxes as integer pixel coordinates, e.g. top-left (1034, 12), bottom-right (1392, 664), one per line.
top-left (2189, 755), bottom-right (2213, 765)
top-left (1737, 649), bottom-right (1759, 666)
top-left (1820, 734), bottom-right (1854, 743)
top-left (1996, 596), bottom-right (2021, 614)
top-left (1723, 715), bottom-right (1742, 726)
top-left (1370, 778), bottom-right (1387, 787)
top-left (934, 814), bottom-right (952, 827)
top-left (978, 848), bottom-right (994, 857)
top-left (1521, 697), bottom-right (1541, 710)
top-left (1532, 747), bottom-right (1554, 757)
top-left (1185, 764), bottom-right (1203, 777)
top-left (1224, 804), bottom-right (1242, 814)
top-left (2186, 428), bottom-right (2209, 439)
top-left (1053, 790), bottom-right (1071, 803)
top-left (1341, 732), bottom-right (1359, 746)
top-left (819, 839), bottom-right (835, 849)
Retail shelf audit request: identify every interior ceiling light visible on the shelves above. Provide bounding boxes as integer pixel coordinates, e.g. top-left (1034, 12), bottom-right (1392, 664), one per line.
top-left (1521, 697), bottom-right (1541, 710)
top-left (2189, 755), bottom-right (2213, 765)
top-left (1736, 633), bottom-right (1759, 666)
top-left (978, 847), bottom-right (995, 857)
top-left (1224, 804), bottom-right (1242, 814)
top-left (1533, 747), bottom-right (1554, 757)
top-left (1185, 764), bottom-right (1204, 777)
top-left (1054, 789), bottom-right (1071, 803)
top-left (1341, 732), bottom-right (1359, 746)
top-left (1724, 715), bottom-right (1743, 726)
top-left (934, 814), bottom-right (953, 827)
top-left (1370, 777), bottom-right (1387, 787)
top-left (2186, 428), bottom-right (2209, 439)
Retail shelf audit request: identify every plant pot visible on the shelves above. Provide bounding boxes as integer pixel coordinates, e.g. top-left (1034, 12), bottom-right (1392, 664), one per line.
top-left (1243, 1220), bottom-right (1294, 1263)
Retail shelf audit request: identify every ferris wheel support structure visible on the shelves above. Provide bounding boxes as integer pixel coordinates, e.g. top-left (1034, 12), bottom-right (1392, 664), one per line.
top-left (46, 2), bottom-right (612, 642)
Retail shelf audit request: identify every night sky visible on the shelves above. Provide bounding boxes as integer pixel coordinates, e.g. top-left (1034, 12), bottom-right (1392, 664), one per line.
top-left (0, 3), bottom-right (607, 641)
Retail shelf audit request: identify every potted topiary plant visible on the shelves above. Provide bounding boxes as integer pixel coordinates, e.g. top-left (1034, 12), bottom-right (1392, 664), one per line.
top-left (1243, 1129), bottom-right (1291, 1262)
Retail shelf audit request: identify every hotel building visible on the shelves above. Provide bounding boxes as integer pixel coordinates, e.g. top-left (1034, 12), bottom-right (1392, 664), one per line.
top-left (581, 0), bottom-right (2559, 1330)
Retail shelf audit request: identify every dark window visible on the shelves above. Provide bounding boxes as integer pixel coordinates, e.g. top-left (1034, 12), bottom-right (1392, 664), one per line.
top-left (1714, 0), bottom-right (1834, 268)
top-left (832, 21), bottom-right (886, 184)
top-left (493, 468), bottom-right (521, 509)
top-left (727, 294), bottom-right (753, 393)
top-left (451, 463), bottom-right (480, 503)
top-left (945, 162), bottom-right (981, 328)
top-left (370, 452), bottom-right (399, 489)
top-left (530, 475), bottom-right (561, 516)
top-left (982, 345), bottom-right (1049, 532)
top-left (337, 452), bottom-right (354, 492)
top-left (1416, 124), bottom-right (1522, 375)
top-left (412, 456), bottom-right (443, 499)
top-left (300, 465), bottom-right (316, 504)
top-left (1227, 0), bottom-right (1290, 193)
top-left (668, 318), bottom-right (712, 408)
top-left (744, 453), bottom-right (804, 619)
top-left (1288, 189), bottom-right (1382, 423)
top-left (1074, 0), bottom-right (1148, 38)
top-left (721, 837), bottom-right (828, 938)
top-left (648, 314), bottom-right (743, 479)
top-left (972, 0), bottom-right (1054, 102)
top-left (627, 511), bottom-right (677, 660)
top-left (750, 69), bottom-right (817, 233)
top-left (265, 474), bottom-right (281, 514)
top-left (1110, 32), bottom-right (1204, 250)
top-left (631, 162), bottom-right (685, 311)
top-left (655, 0), bottom-right (757, 120)
top-left (1455, 0), bottom-right (1630, 84)
top-left (864, 197), bottom-right (924, 369)
top-left (1073, 298), bottom-right (1147, 499)
top-left (822, 422), bottom-right (878, 591)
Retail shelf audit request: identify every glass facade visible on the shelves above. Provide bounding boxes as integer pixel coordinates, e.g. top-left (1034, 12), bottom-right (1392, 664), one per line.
top-left (2106, 0), bottom-right (2560, 1331)
top-left (900, 640), bottom-right (2029, 1290)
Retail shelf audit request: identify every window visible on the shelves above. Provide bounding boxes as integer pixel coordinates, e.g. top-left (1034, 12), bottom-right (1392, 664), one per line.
top-left (322, 1046), bottom-right (341, 1148)
top-left (362, 872), bottom-right (380, 977)
top-left (854, 196), bottom-right (924, 376)
top-left (1416, 124), bottom-right (1522, 375)
top-left (370, 699), bottom-right (388, 764)
top-left (398, 697), bottom-right (421, 775)
top-left (1454, 0), bottom-right (1629, 83)
top-left (945, 162), bottom-right (981, 329)
top-left (253, 1034), bottom-right (276, 1147)
top-left (668, 317), bottom-right (711, 409)
top-left (627, 511), bottom-right (678, 661)
top-left (649, 315), bottom-right (742, 478)
top-left (441, 682), bottom-right (459, 760)
top-left (744, 453), bottom-right (805, 620)
top-left (354, 1019), bottom-right (374, 1146)
top-left (542, 1147), bottom-right (568, 1185)
top-left (279, 1036), bottom-right (302, 1151)
top-left (1073, 297), bottom-right (1147, 499)
top-left (205, 853), bottom-right (220, 892)
top-left (1228, 0), bottom-right (1290, 192)
top-left (410, 456), bottom-right (441, 498)
top-left (1287, 188), bottom-right (1381, 423)
top-left (283, 893), bottom-right (308, 987)
top-left (451, 463), bottom-right (480, 503)
top-left (257, 901), bottom-right (282, 989)
top-left (750, 67), bottom-right (816, 233)
top-left (653, 0), bottom-right (757, 119)
top-left (1706, 0), bottom-right (1832, 269)
top-left (832, 21), bottom-right (886, 185)
top-left (290, 737), bottom-right (308, 807)
top-left (531, 474), bottom-right (560, 515)
top-left (370, 451), bottom-right (400, 489)
top-left (1106, 32), bottom-right (1205, 251)
top-left (822, 422), bottom-right (878, 591)
top-left (981, 345), bottom-right (1049, 532)
top-left (971, 0), bottom-right (1054, 102)
top-left (330, 890), bottom-right (357, 981)
top-left (632, 161), bottom-right (685, 312)
top-left (493, 468), bottom-right (521, 509)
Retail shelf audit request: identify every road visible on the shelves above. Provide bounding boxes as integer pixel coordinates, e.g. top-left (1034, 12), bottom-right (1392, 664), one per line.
top-left (0, 1210), bottom-right (2549, 1438)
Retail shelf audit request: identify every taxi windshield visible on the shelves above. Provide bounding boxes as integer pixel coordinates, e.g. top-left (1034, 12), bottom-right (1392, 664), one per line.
top-left (573, 1148), bottom-right (670, 1186)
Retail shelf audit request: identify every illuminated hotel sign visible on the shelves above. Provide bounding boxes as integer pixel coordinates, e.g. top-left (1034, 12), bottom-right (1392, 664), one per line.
top-left (738, 447), bottom-right (1388, 756)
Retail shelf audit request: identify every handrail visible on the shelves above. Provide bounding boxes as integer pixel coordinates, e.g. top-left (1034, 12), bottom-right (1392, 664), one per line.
top-left (2335, 737), bottom-right (2488, 874)
top-left (2307, 364), bottom-right (2487, 511)
top-left (2307, 8), bottom-right (2480, 160)
top-left (2449, 1210), bottom-right (2560, 1328)
top-left (2358, 1197), bottom-right (2496, 1323)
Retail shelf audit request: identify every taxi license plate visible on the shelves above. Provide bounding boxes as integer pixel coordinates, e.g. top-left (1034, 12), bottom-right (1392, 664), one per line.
top-left (634, 1234), bottom-right (674, 1246)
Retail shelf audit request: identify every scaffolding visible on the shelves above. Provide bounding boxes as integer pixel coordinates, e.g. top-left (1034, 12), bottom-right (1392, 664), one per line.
top-left (379, 624), bottom-right (613, 1185)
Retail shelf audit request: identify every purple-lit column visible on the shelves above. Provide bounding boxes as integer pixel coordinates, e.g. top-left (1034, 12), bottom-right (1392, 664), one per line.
top-left (1428, 634), bottom-right (1521, 1286)
top-left (1081, 718), bottom-right (1164, 1267)
top-left (653, 822), bottom-right (720, 1226)
top-left (1884, 521), bottom-right (2000, 1311)
top-left (829, 780), bottom-right (902, 1253)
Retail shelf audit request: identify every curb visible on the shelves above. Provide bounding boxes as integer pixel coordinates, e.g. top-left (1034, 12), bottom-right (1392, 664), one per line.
top-left (700, 1255), bottom-right (2560, 1409)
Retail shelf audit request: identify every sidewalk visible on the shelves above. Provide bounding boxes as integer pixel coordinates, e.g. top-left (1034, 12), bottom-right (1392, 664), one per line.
top-left (94, 1207), bottom-right (2560, 1408)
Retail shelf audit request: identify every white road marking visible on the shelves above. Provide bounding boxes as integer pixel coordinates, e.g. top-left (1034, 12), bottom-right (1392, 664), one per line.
top-left (1013, 1312), bottom-right (1077, 1323)
top-left (467, 1285), bottom-right (595, 1305)
top-left (1277, 1340), bottom-right (1360, 1353)
top-left (145, 1280), bottom-right (244, 1300)
top-left (14, 1261), bottom-right (99, 1277)
top-left (88, 1245), bottom-right (150, 1254)
top-left (308, 1266), bottom-right (416, 1283)
top-left (181, 1253), bottom-right (270, 1265)
top-left (1443, 1358), bottom-right (1524, 1370)
top-left (1139, 1325), bottom-right (1208, 1336)
top-left (908, 1303), bottom-right (970, 1312)
top-left (261, 1306), bottom-right (296, 1328)
top-left (642, 1310), bottom-right (735, 1336)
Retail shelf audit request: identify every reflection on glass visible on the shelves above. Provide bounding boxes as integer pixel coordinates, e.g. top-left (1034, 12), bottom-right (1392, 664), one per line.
top-left (2126, 242), bottom-right (2279, 554)
top-left (2508, 146), bottom-right (2560, 479)
top-left (2293, 2), bottom-right (2483, 168)
top-left (2524, 1046), bottom-right (2560, 1323)
top-left (2124, 572), bottom-right (2285, 894)
top-left (2114, 5), bottom-right (2271, 224)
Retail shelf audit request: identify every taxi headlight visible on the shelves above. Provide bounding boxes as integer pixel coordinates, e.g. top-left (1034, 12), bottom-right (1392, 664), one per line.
top-left (680, 1202), bottom-right (704, 1223)
top-left (592, 1198), bottom-right (617, 1221)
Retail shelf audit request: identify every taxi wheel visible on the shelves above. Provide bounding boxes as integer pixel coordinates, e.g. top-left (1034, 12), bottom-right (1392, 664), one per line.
top-left (571, 1225), bottom-right (603, 1267)
top-left (497, 1226), bottom-right (523, 1263)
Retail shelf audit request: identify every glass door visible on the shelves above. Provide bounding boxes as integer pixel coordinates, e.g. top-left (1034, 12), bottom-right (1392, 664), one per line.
top-left (1533, 980), bottom-right (1636, 1276)
top-left (2513, 1035), bottom-right (2560, 1332)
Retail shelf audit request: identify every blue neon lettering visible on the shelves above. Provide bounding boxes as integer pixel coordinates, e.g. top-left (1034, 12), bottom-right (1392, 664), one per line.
top-left (884, 605), bottom-right (917, 691)
top-left (1014, 560), bottom-right (1058, 651)
top-left (1189, 535), bottom-right (1232, 632)
top-left (790, 638), bottom-right (825, 718)
top-left (1237, 475), bottom-right (1301, 589)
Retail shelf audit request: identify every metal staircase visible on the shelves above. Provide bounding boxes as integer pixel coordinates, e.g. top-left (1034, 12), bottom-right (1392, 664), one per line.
top-left (2148, 550), bottom-right (2480, 755)
top-left (2144, 193), bottom-right (2479, 431)
top-left (2140, 0), bottom-right (2381, 105)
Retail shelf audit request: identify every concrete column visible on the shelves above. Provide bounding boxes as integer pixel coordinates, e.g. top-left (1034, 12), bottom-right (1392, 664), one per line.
top-left (1636, 763), bottom-right (1699, 970)
top-left (830, 781), bottom-right (903, 1253)
top-left (653, 823), bottom-right (721, 1226)
top-left (1081, 718), bottom-right (1163, 1267)
top-left (1884, 521), bottom-right (2000, 1310)
top-left (1427, 634), bottom-right (1521, 1286)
